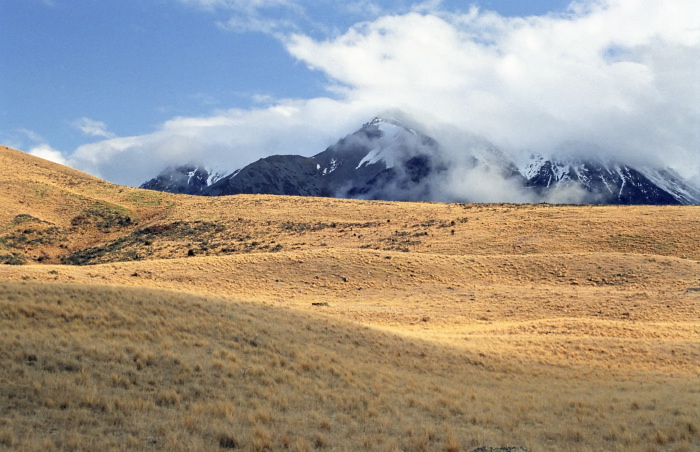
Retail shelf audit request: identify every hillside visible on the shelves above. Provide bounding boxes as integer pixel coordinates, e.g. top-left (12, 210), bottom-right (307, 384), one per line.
top-left (3, 146), bottom-right (699, 267)
top-left (1, 145), bottom-right (699, 451)
top-left (0, 145), bottom-right (176, 265)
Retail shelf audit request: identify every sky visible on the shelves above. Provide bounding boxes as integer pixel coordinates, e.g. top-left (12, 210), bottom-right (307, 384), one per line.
top-left (1, 0), bottom-right (698, 188)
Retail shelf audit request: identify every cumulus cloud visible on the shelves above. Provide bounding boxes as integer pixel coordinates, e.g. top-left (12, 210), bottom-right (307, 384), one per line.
top-left (68, 98), bottom-right (376, 185)
top-left (28, 144), bottom-right (68, 166)
top-left (286, 0), bottom-right (700, 174)
top-left (69, 0), bottom-right (700, 190)
top-left (1, 128), bottom-right (70, 166)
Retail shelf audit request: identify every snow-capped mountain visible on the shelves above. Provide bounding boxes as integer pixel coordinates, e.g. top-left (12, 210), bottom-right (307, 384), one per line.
top-left (313, 117), bottom-right (442, 199)
top-left (191, 117), bottom-right (440, 198)
top-left (140, 164), bottom-right (227, 195)
top-left (522, 155), bottom-right (700, 204)
top-left (140, 117), bottom-right (700, 205)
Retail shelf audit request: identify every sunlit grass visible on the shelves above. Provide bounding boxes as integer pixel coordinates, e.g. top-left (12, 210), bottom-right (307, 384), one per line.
top-left (1, 281), bottom-right (699, 451)
top-left (1, 145), bottom-right (699, 451)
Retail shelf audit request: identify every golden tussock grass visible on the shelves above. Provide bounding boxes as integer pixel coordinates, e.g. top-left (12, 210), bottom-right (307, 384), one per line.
top-left (1, 144), bottom-right (699, 451)
top-left (1, 281), bottom-right (698, 451)
top-left (2, 145), bottom-right (699, 266)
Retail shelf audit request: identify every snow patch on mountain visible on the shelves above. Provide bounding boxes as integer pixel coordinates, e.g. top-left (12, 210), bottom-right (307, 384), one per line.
top-left (139, 164), bottom-right (228, 195)
top-left (522, 154), bottom-right (547, 180)
top-left (207, 169), bottom-right (228, 186)
top-left (356, 147), bottom-right (395, 169)
top-left (323, 158), bottom-right (339, 175)
top-left (355, 119), bottom-right (421, 170)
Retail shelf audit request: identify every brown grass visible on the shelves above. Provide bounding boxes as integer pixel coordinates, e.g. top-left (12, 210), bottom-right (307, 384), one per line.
top-left (2, 145), bottom-right (699, 266)
top-left (2, 281), bottom-right (698, 451)
top-left (1, 144), bottom-right (699, 451)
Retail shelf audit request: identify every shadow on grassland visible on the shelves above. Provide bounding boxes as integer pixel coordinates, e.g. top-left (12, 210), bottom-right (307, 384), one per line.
top-left (0, 281), bottom-right (697, 451)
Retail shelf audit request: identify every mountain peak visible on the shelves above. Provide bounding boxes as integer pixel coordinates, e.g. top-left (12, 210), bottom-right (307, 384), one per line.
top-left (140, 164), bottom-right (227, 195)
top-left (364, 115), bottom-right (409, 129)
top-left (365, 117), bottom-right (384, 127)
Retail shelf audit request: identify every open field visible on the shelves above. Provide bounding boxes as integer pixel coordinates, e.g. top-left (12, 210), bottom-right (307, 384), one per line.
top-left (1, 145), bottom-right (699, 451)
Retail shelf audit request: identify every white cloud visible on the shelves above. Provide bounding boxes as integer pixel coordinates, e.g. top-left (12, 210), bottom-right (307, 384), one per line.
top-left (72, 117), bottom-right (116, 139)
top-left (70, 0), bottom-right (700, 189)
top-left (0, 128), bottom-right (70, 167)
top-left (28, 144), bottom-right (68, 166)
top-left (218, 14), bottom-right (297, 34)
top-left (18, 129), bottom-right (45, 144)
top-left (178, 0), bottom-right (305, 35)
top-left (286, 0), bottom-right (700, 176)
top-left (67, 98), bottom-right (376, 185)
top-left (175, 0), bottom-right (422, 36)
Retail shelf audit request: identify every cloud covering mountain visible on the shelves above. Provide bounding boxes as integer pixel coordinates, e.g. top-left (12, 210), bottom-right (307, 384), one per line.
top-left (51, 0), bottom-right (699, 192)
top-left (140, 116), bottom-right (700, 205)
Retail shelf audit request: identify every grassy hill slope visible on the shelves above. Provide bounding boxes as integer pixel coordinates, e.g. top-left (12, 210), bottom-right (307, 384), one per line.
top-left (0, 145), bottom-right (699, 451)
top-left (3, 145), bottom-right (699, 266)
top-left (2, 281), bottom-right (697, 452)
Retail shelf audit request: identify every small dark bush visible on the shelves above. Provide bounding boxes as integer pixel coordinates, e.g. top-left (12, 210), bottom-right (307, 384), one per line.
top-left (218, 434), bottom-right (238, 449)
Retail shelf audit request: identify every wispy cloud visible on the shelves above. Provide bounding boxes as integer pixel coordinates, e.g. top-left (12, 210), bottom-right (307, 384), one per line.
top-left (18, 129), bottom-right (45, 144)
top-left (178, 0), bottom-right (306, 35)
top-left (72, 117), bottom-right (116, 139)
top-left (217, 14), bottom-right (299, 35)
top-left (175, 0), bottom-right (417, 36)
top-left (188, 92), bottom-right (221, 107)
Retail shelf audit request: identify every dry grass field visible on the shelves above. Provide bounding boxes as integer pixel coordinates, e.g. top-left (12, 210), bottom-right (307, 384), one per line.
top-left (1, 144), bottom-right (699, 451)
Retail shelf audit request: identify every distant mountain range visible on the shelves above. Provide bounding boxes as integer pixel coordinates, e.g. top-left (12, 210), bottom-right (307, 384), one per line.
top-left (141, 117), bottom-right (700, 205)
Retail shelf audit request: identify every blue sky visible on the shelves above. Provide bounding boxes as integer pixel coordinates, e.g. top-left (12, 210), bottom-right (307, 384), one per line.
top-left (1, 0), bottom-right (698, 187)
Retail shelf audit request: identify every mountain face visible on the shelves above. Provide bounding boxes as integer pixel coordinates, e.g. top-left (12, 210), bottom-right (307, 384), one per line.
top-left (197, 117), bottom-right (441, 199)
top-left (205, 155), bottom-right (324, 197)
top-left (140, 117), bottom-right (700, 205)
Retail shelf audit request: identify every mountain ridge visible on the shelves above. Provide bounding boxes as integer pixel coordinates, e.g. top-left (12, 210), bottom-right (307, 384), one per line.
top-left (140, 117), bottom-right (700, 205)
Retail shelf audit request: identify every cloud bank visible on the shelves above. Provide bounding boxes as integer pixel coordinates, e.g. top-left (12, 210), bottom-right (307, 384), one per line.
top-left (62, 0), bottom-right (699, 192)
